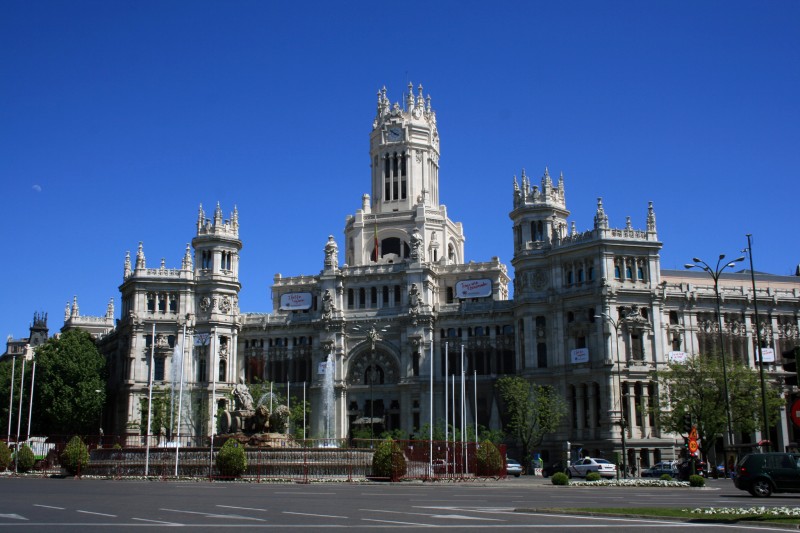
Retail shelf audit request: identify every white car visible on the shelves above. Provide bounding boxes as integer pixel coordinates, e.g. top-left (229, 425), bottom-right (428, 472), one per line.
top-left (567, 457), bottom-right (617, 478)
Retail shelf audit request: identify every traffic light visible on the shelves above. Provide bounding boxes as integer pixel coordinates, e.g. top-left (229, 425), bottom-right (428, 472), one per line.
top-left (682, 413), bottom-right (692, 433)
top-left (783, 347), bottom-right (799, 387)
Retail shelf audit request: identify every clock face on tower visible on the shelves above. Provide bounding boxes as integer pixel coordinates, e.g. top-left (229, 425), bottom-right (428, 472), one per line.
top-left (387, 127), bottom-right (402, 142)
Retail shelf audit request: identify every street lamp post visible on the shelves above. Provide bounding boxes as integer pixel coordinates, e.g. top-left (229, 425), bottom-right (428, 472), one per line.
top-left (596, 313), bottom-right (628, 478)
top-left (745, 235), bottom-right (770, 450)
top-left (685, 253), bottom-right (745, 475)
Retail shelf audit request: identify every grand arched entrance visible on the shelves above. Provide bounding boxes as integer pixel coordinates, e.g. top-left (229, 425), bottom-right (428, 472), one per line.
top-left (346, 346), bottom-right (401, 438)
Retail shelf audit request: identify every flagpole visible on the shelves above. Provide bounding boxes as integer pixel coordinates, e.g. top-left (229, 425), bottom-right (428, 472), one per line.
top-left (444, 342), bottom-right (448, 472)
top-left (26, 358), bottom-right (37, 441)
top-left (175, 323), bottom-right (187, 477)
top-left (461, 345), bottom-right (466, 474)
top-left (7, 355), bottom-right (16, 443)
top-left (145, 323), bottom-right (155, 477)
top-left (451, 374), bottom-right (455, 473)
top-left (429, 331), bottom-right (433, 473)
top-left (209, 330), bottom-right (217, 477)
top-left (474, 370), bottom-right (478, 447)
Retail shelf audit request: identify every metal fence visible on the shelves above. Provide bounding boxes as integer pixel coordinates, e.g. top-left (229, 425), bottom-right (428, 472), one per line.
top-left (2, 436), bottom-right (508, 482)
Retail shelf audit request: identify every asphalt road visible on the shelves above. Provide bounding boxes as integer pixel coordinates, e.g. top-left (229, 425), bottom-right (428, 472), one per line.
top-left (0, 475), bottom-right (796, 532)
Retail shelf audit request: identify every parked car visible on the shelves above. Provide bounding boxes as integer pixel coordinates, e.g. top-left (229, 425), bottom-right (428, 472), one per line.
top-left (541, 461), bottom-right (566, 478)
top-left (567, 457), bottom-right (617, 478)
top-left (733, 452), bottom-right (800, 497)
top-left (641, 461), bottom-right (678, 478)
top-left (506, 458), bottom-right (523, 477)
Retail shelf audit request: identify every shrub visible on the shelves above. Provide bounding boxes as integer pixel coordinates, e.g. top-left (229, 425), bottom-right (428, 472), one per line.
top-left (659, 473), bottom-right (673, 481)
top-left (113, 443), bottom-right (122, 450)
top-left (475, 441), bottom-right (503, 476)
top-left (60, 436), bottom-right (89, 475)
top-left (551, 472), bottom-right (569, 485)
top-left (372, 438), bottom-right (407, 480)
top-left (15, 445), bottom-right (36, 472)
top-left (689, 474), bottom-right (705, 487)
top-left (216, 438), bottom-right (247, 478)
top-left (0, 441), bottom-right (11, 471)
top-left (585, 472), bottom-right (601, 482)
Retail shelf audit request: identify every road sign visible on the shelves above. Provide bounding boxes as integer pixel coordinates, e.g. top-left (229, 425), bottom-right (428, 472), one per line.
top-left (791, 398), bottom-right (800, 428)
top-left (688, 440), bottom-right (698, 453)
top-left (689, 426), bottom-right (698, 441)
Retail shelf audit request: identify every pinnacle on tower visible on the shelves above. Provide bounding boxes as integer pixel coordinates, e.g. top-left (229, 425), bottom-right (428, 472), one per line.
top-left (182, 243), bottom-right (193, 270)
top-left (135, 242), bottom-right (146, 270)
top-left (647, 201), bottom-right (657, 233)
top-left (594, 197), bottom-right (609, 230)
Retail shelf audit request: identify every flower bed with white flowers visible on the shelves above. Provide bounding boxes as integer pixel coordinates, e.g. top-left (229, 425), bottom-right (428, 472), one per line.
top-left (684, 506), bottom-right (800, 517)
top-left (568, 478), bottom-right (689, 487)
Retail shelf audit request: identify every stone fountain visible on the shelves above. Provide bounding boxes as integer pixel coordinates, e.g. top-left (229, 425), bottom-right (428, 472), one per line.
top-left (217, 383), bottom-right (294, 447)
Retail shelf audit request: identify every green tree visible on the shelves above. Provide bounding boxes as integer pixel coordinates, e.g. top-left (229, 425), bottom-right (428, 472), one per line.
top-left (496, 376), bottom-right (566, 473)
top-left (33, 330), bottom-right (106, 435)
top-left (652, 354), bottom-right (783, 460)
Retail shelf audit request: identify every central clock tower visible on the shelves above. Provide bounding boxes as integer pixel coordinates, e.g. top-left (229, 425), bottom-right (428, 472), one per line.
top-left (369, 83), bottom-right (441, 213)
top-left (343, 83), bottom-right (465, 267)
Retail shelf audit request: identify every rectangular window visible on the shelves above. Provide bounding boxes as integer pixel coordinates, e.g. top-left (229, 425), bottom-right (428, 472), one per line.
top-left (198, 356), bottom-right (207, 382)
top-left (154, 357), bottom-right (165, 381)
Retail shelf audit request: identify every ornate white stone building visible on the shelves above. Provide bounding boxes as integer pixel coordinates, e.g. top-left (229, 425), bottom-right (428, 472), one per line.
top-left (67, 84), bottom-right (800, 467)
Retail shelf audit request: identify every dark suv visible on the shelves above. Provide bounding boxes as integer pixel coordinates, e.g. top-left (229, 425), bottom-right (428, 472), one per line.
top-left (733, 452), bottom-right (800, 497)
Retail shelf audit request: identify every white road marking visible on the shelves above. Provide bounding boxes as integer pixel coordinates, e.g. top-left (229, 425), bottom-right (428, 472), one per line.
top-left (362, 517), bottom-right (436, 526)
top-left (160, 508), bottom-right (266, 521)
top-left (131, 517), bottom-right (183, 525)
top-left (76, 510), bottom-right (117, 517)
top-left (0, 514), bottom-right (26, 521)
top-left (361, 508), bottom-right (504, 522)
top-left (283, 511), bottom-right (348, 519)
top-left (32, 505), bottom-right (64, 510)
top-left (217, 505), bottom-right (268, 512)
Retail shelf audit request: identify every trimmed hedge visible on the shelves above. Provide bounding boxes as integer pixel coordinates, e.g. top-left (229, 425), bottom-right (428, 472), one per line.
top-left (372, 438), bottom-right (407, 480)
top-left (15, 445), bottom-right (35, 472)
top-left (216, 438), bottom-right (247, 478)
top-left (476, 441), bottom-right (503, 476)
top-left (688, 474), bottom-right (706, 487)
top-left (61, 436), bottom-right (89, 475)
top-left (585, 472), bottom-right (601, 482)
top-left (0, 441), bottom-right (11, 471)
top-left (551, 472), bottom-right (569, 485)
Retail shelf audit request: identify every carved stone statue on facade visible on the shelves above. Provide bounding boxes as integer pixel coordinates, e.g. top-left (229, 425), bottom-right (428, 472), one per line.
top-left (324, 235), bottom-right (338, 270)
top-left (410, 228), bottom-right (423, 261)
top-left (321, 289), bottom-right (335, 321)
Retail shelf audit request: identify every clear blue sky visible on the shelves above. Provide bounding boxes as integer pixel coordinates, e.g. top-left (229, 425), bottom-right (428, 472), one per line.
top-left (2, 1), bottom-right (798, 339)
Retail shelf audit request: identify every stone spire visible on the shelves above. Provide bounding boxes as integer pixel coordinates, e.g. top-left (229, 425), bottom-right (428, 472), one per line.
top-left (197, 203), bottom-right (206, 232)
top-left (214, 202), bottom-right (223, 226)
top-left (106, 298), bottom-right (114, 319)
top-left (232, 205), bottom-right (239, 233)
top-left (71, 296), bottom-right (79, 318)
top-left (647, 201), bottom-right (657, 233)
top-left (135, 242), bottom-right (146, 270)
top-left (124, 250), bottom-right (131, 278)
top-left (182, 243), bottom-right (193, 270)
top-left (594, 198), bottom-right (609, 230)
